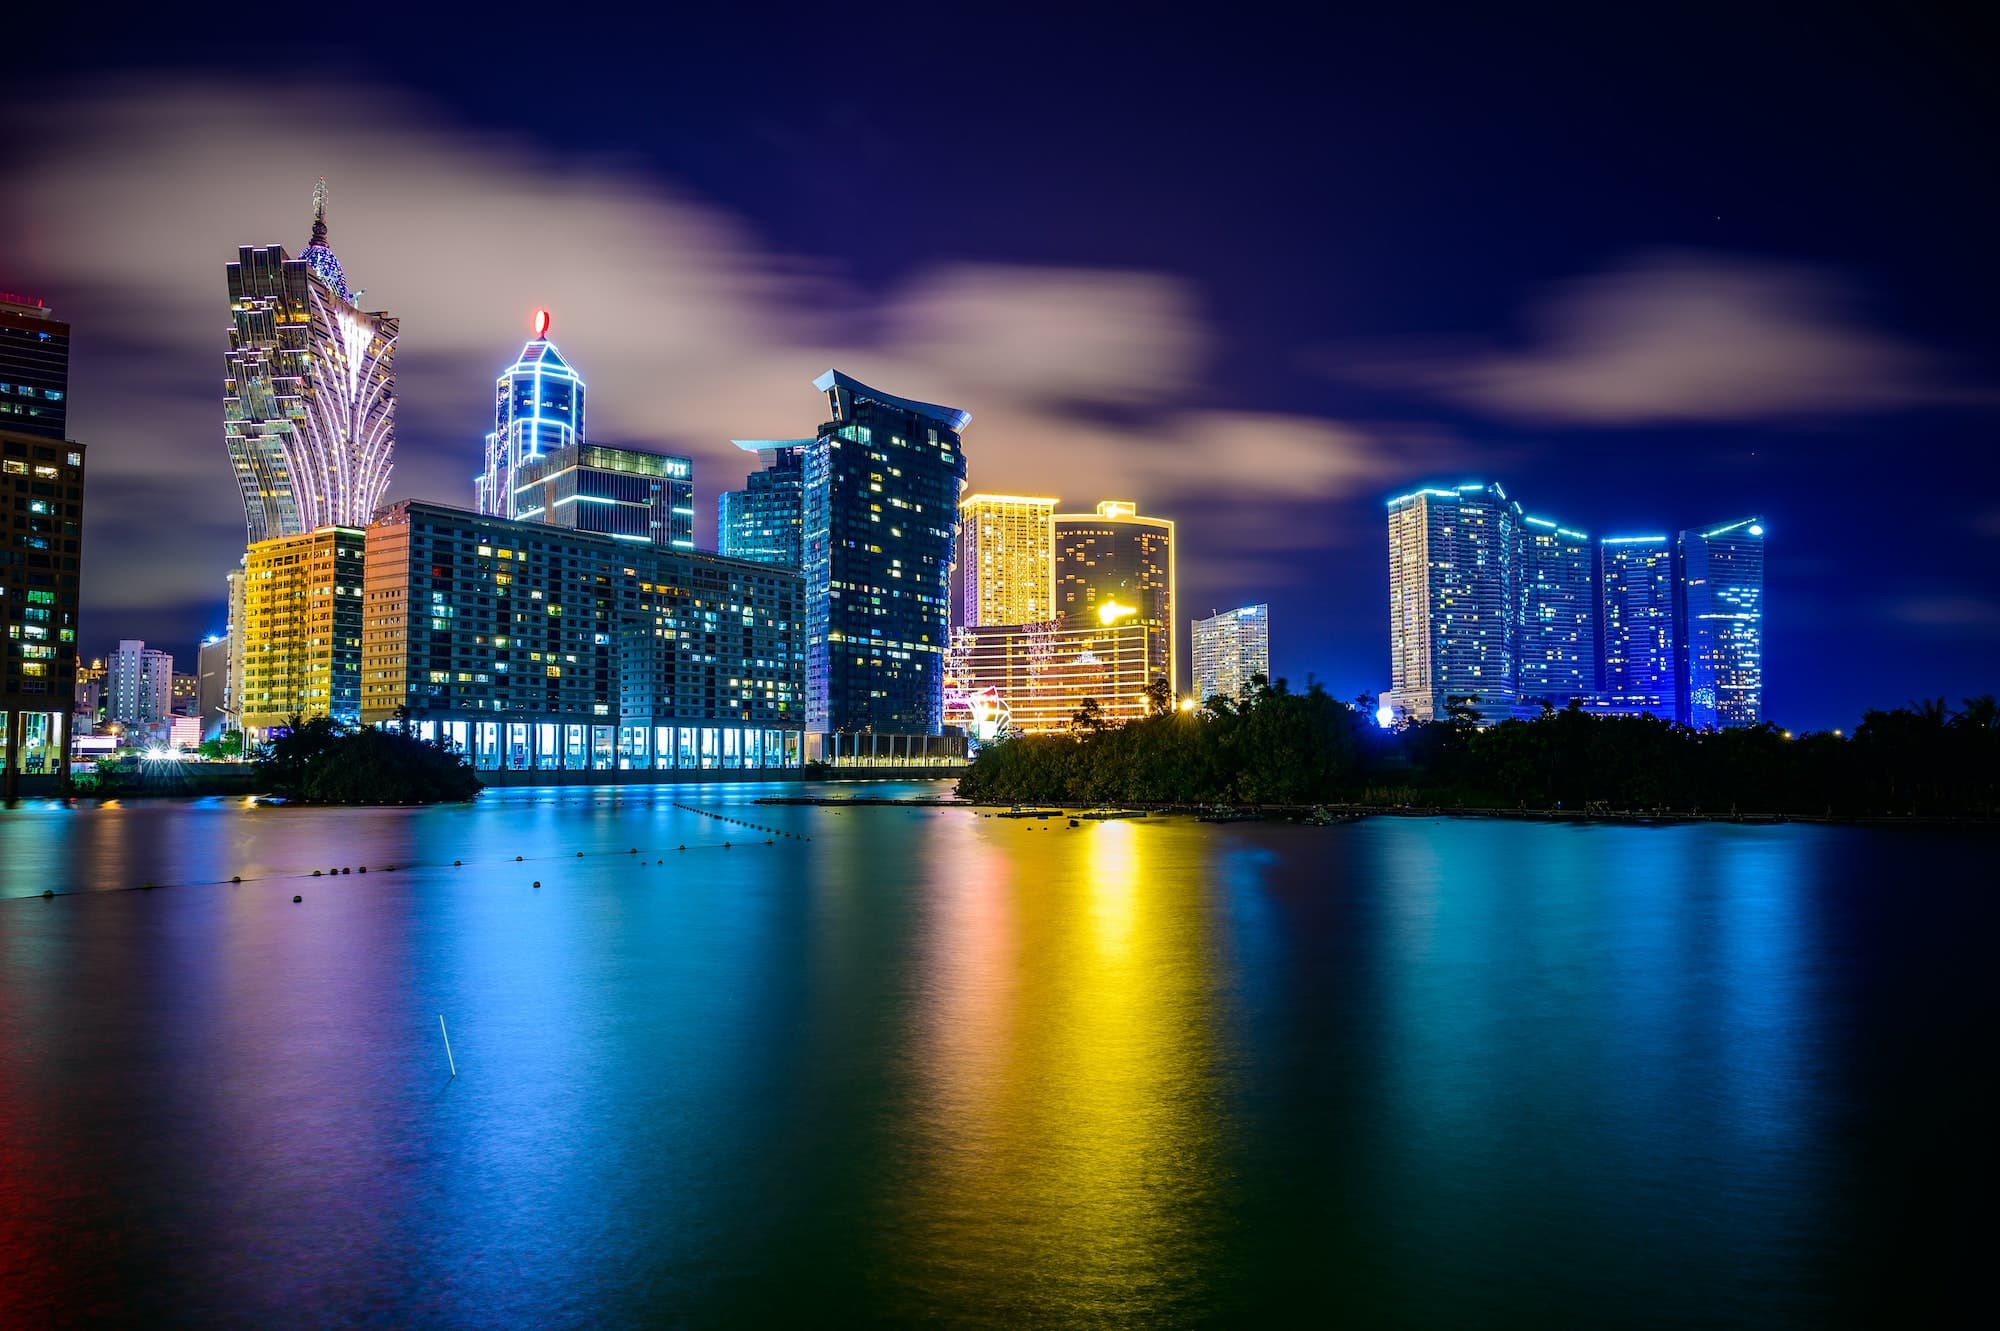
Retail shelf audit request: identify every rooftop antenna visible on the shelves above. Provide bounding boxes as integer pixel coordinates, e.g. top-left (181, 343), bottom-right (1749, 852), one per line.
top-left (310, 177), bottom-right (330, 247)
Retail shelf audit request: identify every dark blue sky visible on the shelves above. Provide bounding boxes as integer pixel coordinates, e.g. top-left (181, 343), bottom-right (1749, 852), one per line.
top-left (8, 4), bottom-right (1995, 729)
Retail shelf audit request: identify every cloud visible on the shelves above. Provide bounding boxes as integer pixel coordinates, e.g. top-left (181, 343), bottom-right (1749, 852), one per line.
top-left (1354, 251), bottom-right (1977, 425)
top-left (1890, 596), bottom-right (2000, 631)
top-left (4, 77), bottom-right (1430, 629)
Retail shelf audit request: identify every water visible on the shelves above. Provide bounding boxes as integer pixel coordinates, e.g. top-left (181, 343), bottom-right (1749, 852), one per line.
top-left (0, 787), bottom-right (1989, 1327)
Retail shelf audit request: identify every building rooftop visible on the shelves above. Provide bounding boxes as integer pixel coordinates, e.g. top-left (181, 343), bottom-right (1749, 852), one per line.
top-left (814, 369), bottom-right (971, 433)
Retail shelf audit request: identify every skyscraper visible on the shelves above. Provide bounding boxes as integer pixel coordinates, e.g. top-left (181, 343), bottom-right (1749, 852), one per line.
top-left (959, 494), bottom-right (1057, 627)
top-left (514, 444), bottom-right (694, 549)
top-left (1192, 604), bottom-right (1270, 703)
top-left (1052, 500), bottom-right (1176, 693)
top-left (804, 370), bottom-right (967, 736)
top-left (1385, 484), bottom-right (1518, 722)
top-left (1599, 535), bottom-right (1676, 705)
top-left (475, 309), bottom-right (584, 520)
top-left (224, 179), bottom-right (398, 544)
top-left (1516, 516), bottom-right (1594, 705)
top-left (240, 526), bottom-right (365, 736)
top-left (1677, 517), bottom-right (1765, 729)
top-left (2, 433), bottom-right (84, 793)
top-left (0, 294), bottom-right (69, 440)
top-left (718, 441), bottom-right (808, 566)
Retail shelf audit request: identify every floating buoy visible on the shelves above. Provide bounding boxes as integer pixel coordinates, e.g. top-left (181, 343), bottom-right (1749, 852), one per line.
top-left (342, 867), bottom-right (351, 875)
top-left (313, 870), bottom-right (323, 877)
top-left (232, 875), bottom-right (242, 884)
top-left (42, 888), bottom-right (54, 899)
top-left (358, 866), bottom-right (367, 873)
top-left (515, 855), bottom-right (523, 862)
top-left (629, 848), bottom-right (637, 854)
top-left (293, 895), bottom-right (303, 903)
top-left (454, 860), bottom-right (463, 866)
top-left (533, 881), bottom-right (541, 889)
top-left (724, 842), bottom-right (731, 849)
top-left (385, 865), bottom-right (395, 872)
top-left (678, 845), bottom-right (685, 851)
top-left (576, 851), bottom-right (584, 858)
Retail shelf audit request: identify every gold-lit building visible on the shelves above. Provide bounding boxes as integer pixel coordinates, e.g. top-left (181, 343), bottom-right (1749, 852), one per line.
top-left (240, 526), bottom-right (365, 736)
top-left (1052, 500), bottom-right (1176, 694)
top-left (959, 493), bottom-right (1058, 627)
top-left (946, 611), bottom-right (1154, 737)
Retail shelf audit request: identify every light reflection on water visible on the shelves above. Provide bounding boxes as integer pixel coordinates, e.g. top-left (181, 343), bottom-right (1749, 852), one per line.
top-left (0, 790), bottom-right (1989, 1327)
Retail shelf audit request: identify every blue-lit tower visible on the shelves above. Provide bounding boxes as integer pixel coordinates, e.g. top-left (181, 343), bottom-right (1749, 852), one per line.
top-left (1676, 517), bottom-right (1765, 728)
top-left (1385, 482), bottom-right (1519, 722)
top-left (804, 371), bottom-right (967, 736)
top-left (1516, 515), bottom-right (1595, 705)
top-left (1599, 535), bottom-right (1676, 707)
top-left (476, 308), bottom-right (584, 519)
top-left (719, 440), bottom-right (808, 566)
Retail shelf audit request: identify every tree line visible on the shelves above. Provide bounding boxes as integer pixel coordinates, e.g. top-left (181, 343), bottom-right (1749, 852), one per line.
top-left (955, 679), bottom-right (2000, 818)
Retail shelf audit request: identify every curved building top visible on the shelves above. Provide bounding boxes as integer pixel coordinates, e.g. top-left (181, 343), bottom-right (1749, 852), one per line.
top-left (813, 368), bottom-right (970, 433)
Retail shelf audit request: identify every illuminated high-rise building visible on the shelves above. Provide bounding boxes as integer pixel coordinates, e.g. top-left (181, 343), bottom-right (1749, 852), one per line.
top-left (1599, 535), bottom-right (1676, 705)
top-left (719, 441), bottom-right (808, 566)
top-left (1052, 500), bottom-right (1176, 693)
top-left (240, 526), bottom-right (366, 737)
top-left (959, 494), bottom-right (1057, 627)
top-left (515, 444), bottom-right (694, 549)
top-left (1516, 516), bottom-right (1594, 705)
top-left (1676, 517), bottom-right (1765, 729)
top-left (1385, 483), bottom-right (1519, 722)
top-left (2, 433), bottom-right (85, 793)
top-left (224, 179), bottom-right (398, 544)
top-left (475, 308), bottom-right (584, 520)
top-left (1191, 604), bottom-right (1270, 703)
top-left (804, 370), bottom-right (967, 736)
top-left (0, 294), bottom-right (69, 440)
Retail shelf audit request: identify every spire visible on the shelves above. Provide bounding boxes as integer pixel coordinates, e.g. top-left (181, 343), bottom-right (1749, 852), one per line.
top-left (310, 177), bottom-right (330, 248)
top-left (300, 176), bottom-right (353, 302)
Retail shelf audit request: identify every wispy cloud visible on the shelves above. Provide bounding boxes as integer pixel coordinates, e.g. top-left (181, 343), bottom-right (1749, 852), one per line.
top-left (1345, 250), bottom-right (1981, 426)
top-left (6, 77), bottom-right (1439, 624)
top-left (1890, 595), bottom-right (2000, 631)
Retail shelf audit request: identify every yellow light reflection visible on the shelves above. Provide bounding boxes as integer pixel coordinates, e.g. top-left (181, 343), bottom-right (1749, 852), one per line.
top-left (902, 815), bottom-right (1217, 1319)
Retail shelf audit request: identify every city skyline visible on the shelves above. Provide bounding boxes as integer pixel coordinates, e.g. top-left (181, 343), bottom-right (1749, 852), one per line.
top-left (4, 11), bottom-right (1996, 732)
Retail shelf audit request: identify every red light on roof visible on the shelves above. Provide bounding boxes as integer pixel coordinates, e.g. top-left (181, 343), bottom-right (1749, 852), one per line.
top-left (533, 308), bottom-right (551, 339)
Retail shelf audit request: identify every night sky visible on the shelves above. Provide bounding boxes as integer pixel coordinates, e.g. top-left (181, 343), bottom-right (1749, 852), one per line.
top-left (4, 6), bottom-right (1993, 730)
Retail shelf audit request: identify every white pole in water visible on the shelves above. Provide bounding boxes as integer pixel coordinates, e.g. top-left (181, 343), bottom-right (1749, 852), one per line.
top-left (439, 1014), bottom-right (457, 1078)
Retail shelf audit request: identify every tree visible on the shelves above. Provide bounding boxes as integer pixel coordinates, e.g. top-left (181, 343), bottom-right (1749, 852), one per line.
top-left (1071, 697), bottom-right (1109, 735)
top-left (1145, 675), bottom-right (1174, 717)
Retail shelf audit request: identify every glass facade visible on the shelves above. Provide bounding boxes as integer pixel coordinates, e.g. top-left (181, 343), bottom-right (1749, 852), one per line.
top-left (804, 370), bottom-right (967, 736)
top-left (2, 434), bottom-right (84, 794)
top-left (514, 444), bottom-right (694, 549)
top-left (0, 295), bottom-right (69, 441)
top-left (224, 183), bottom-right (398, 544)
top-left (1191, 603), bottom-right (1270, 704)
top-left (1599, 536), bottom-right (1676, 703)
top-left (959, 494), bottom-right (1057, 627)
top-left (718, 441), bottom-right (807, 567)
top-left (1677, 517), bottom-right (1765, 729)
top-left (362, 501), bottom-right (805, 770)
top-left (474, 312), bottom-right (584, 520)
top-left (1052, 501), bottom-right (1176, 694)
top-left (1385, 484), bottom-right (1519, 721)
top-left (1516, 517), bottom-right (1594, 705)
